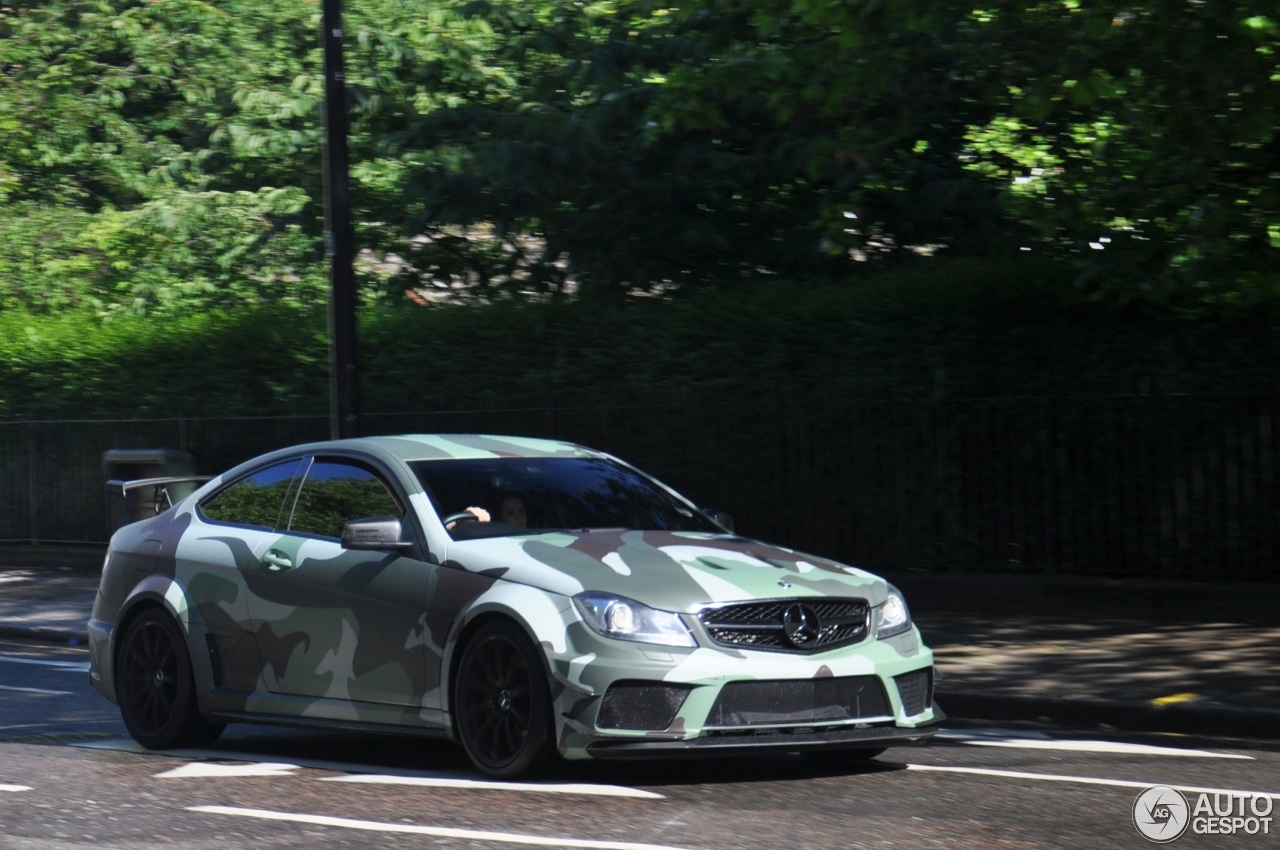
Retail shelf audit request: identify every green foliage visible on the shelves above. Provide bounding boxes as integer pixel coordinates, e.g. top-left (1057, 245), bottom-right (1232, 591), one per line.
top-left (362, 256), bottom-right (1280, 412)
top-left (0, 0), bottom-right (326, 314)
top-left (957, 1), bottom-right (1280, 294)
top-left (290, 476), bottom-right (402, 537)
top-left (1, 0), bottom-right (1277, 309)
top-left (10, 257), bottom-right (1276, 421)
top-left (0, 306), bottom-right (330, 419)
top-left (201, 479), bottom-right (296, 529)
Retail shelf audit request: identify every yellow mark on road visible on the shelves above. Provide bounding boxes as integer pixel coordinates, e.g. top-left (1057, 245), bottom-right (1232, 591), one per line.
top-left (1152, 693), bottom-right (1200, 706)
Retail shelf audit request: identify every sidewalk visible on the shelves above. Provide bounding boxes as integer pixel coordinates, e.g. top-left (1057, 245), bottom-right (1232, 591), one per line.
top-left (2, 547), bottom-right (1278, 741)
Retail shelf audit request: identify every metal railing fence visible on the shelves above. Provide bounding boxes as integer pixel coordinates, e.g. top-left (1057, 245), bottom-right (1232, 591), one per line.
top-left (2, 393), bottom-right (1276, 581)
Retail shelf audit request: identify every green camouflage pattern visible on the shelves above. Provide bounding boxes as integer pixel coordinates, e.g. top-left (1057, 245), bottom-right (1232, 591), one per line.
top-left (89, 434), bottom-right (937, 765)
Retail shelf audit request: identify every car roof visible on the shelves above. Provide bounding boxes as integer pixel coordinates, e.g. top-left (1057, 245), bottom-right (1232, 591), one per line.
top-left (321, 434), bottom-right (598, 462)
top-left (207, 435), bottom-right (607, 493)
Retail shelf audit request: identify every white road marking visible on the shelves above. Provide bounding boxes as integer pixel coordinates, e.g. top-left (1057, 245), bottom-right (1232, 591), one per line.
top-left (156, 762), bottom-right (300, 779)
top-left (0, 784), bottom-right (33, 793)
top-left (0, 656), bottom-right (90, 672)
top-left (323, 774), bottom-right (664, 798)
top-left (81, 740), bottom-right (663, 798)
top-left (937, 730), bottom-right (1252, 759)
top-left (907, 764), bottom-right (1280, 799)
top-left (0, 684), bottom-right (73, 696)
top-left (189, 806), bottom-right (704, 850)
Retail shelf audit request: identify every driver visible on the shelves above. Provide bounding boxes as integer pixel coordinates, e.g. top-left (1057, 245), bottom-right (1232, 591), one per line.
top-left (498, 495), bottom-right (527, 527)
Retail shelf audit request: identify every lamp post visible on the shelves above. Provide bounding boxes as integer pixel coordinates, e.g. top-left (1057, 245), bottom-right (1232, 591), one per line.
top-left (322, 0), bottom-right (359, 439)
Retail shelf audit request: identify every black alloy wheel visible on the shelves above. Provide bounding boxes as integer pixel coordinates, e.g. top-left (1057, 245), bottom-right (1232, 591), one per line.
top-left (115, 609), bottom-right (224, 749)
top-left (454, 620), bottom-right (556, 778)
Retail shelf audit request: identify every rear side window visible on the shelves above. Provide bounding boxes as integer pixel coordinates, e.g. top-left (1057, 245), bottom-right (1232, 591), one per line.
top-left (199, 459), bottom-right (304, 530)
top-left (287, 459), bottom-right (403, 539)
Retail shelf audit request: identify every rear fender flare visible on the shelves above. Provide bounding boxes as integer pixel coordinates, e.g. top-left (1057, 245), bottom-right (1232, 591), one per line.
top-left (113, 575), bottom-right (218, 712)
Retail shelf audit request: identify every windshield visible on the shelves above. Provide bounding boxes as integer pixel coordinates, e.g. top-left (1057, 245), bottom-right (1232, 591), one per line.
top-left (410, 456), bottom-right (721, 538)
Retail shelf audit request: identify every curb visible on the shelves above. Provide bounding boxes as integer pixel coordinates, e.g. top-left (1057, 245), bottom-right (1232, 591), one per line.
top-left (0, 547), bottom-right (105, 573)
top-left (940, 690), bottom-right (1280, 741)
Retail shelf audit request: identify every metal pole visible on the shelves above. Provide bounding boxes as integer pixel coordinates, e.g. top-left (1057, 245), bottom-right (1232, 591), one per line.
top-left (322, 0), bottom-right (360, 439)
top-left (28, 421), bottom-right (39, 545)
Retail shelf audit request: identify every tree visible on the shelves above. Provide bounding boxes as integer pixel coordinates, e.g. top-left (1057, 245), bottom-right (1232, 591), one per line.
top-left (959, 1), bottom-right (1280, 296)
top-left (2, 0), bottom-right (1275, 310)
top-left (0, 0), bottom-right (327, 314)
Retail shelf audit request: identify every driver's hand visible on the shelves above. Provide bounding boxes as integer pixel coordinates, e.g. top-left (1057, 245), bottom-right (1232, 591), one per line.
top-left (446, 506), bottom-right (492, 530)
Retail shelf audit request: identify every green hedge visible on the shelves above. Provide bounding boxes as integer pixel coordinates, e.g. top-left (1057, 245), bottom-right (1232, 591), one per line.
top-left (3, 257), bottom-right (1278, 420)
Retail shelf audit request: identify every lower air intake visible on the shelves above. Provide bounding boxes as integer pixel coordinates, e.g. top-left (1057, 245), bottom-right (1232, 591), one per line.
top-left (894, 669), bottom-right (933, 716)
top-left (597, 681), bottom-right (693, 731)
top-left (706, 676), bottom-right (891, 727)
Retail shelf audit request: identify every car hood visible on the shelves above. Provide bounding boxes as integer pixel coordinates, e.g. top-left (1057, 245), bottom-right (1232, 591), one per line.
top-left (443, 529), bottom-right (891, 612)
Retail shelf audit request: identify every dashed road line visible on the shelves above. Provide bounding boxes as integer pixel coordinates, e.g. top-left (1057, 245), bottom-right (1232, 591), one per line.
top-left (0, 656), bottom-right (90, 673)
top-left (188, 806), bottom-right (705, 850)
top-left (156, 762), bottom-right (301, 779)
top-left (0, 784), bottom-right (32, 793)
top-left (323, 773), bottom-right (664, 798)
top-left (0, 684), bottom-right (73, 696)
top-left (907, 764), bottom-right (1280, 799)
top-left (937, 729), bottom-right (1252, 759)
top-left (82, 740), bottom-right (663, 798)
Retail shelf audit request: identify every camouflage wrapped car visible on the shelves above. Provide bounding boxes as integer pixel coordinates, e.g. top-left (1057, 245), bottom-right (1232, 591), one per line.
top-left (88, 434), bottom-right (941, 777)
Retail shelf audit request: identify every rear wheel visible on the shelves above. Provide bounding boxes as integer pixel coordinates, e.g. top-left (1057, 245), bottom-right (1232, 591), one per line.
top-left (454, 620), bottom-right (556, 778)
top-left (115, 609), bottom-right (224, 749)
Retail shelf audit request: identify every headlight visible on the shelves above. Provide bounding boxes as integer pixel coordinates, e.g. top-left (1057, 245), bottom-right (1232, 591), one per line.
top-left (573, 593), bottom-right (696, 648)
top-left (876, 587), bottom-right (912, 639)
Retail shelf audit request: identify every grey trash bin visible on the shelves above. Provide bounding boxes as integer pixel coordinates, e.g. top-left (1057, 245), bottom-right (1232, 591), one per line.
top-left (103, 449), bottom-right (201, 532)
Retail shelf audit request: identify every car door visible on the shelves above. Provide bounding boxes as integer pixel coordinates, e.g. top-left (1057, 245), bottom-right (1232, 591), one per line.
top-left (241, 455), bottom-right (432, 709)
top-left (189, 456), bottom-right (307, 697)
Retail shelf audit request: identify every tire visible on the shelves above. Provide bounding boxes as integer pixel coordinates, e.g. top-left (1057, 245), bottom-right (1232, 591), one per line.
top-left (115, 609), bottom-right (224, 749)
top-left (453, 619), bottom-right (557, 778)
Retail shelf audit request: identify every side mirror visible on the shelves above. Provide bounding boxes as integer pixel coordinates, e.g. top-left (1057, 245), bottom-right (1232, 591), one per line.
top-left (703, 508), bottom-right (734, 533)
top-left (341, 516), bottom-right (411, 551)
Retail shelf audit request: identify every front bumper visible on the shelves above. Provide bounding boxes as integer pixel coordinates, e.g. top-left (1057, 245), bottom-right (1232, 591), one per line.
top-left (545, 618), bottom-right (940, 760)
top-left (585, 708), bottom-right (944, 759)
top-left (87, 610), bottom-right (116, 703)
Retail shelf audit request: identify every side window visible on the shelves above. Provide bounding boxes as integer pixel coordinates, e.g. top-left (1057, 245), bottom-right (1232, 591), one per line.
top-left (287, 459), bottom-right (403, 539)
top-left (199, 459), bottom-right (303, 530)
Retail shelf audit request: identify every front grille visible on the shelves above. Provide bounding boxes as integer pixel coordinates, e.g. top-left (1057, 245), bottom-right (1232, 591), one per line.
top-left (699, 598), bottom-right (870, 653)
top-left (597, 681), bottom-right (693, 731)
top-left (706, 676), bottom-right (891, 727)
top-left (894, 669), bottom-right (933, 716)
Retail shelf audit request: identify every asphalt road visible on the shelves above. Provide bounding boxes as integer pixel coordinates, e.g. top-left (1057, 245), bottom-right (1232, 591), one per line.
top-left (2, 638), bottom-right (1277, 850)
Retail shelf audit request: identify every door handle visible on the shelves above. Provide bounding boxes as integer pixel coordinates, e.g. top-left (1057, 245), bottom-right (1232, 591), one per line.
top-left (261, 550), bottom-right (295, 571)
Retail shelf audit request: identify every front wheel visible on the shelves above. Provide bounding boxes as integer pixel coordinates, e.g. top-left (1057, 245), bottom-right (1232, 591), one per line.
top-left (453, 620), bottom-right (557, 778)
top-left (115, 609), bottom-right (224, 749)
